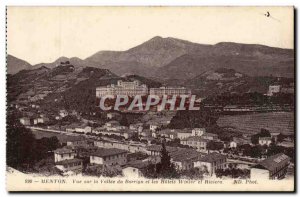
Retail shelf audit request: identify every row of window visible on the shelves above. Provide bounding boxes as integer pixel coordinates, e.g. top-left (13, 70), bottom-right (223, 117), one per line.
top-left (63, 162), bottom-right (81, 168)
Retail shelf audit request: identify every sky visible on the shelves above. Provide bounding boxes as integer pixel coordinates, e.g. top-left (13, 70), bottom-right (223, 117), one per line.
top-left (7, 6), bottom-right (294, 65)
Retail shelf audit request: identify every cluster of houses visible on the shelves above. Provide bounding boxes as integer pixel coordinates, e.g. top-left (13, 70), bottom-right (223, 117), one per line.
top-left (53, 135), bottom-right (228, 177)
top-left (19, 115), bottom-right (50, 126)
top-left (53, 136), bottom-right (291, 180)
top-left (16, 103), bottom-right (292, 180)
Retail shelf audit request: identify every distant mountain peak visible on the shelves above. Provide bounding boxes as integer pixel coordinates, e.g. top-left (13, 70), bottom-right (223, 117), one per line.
top-left (7, 54), bottom-right (32, 74)
top-left (149, 36), bottom-right (164, 40)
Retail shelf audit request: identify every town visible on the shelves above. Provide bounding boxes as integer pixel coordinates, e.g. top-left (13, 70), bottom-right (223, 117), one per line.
top-left (7, 76), bottom-right (294, 180)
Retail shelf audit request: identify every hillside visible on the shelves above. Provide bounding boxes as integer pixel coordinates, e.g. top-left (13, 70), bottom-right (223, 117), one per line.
top-left (7, 62), bottom-right (163, 114)
top-left (31, 56), bottom-right (98, 70)
top-left (7, 55), bottom-right (32, 74)
top-left (157, 42), bottom-right (294, 79)
top-left (183, 68), bottom-right (293, 97)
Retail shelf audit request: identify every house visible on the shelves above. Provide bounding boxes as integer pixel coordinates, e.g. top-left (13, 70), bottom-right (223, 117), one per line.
top-left (59, 110), bottom-right (69, 118)
top-left (270, 133), bottom-right (281, 143)
top-left (55, 158), bottom-right (83, 175)
top-left (159, 129), bottom-right (175, 140)
top-left (20, 117), bottom-right (31, 126)
top-left (152, 131), bottom-right (158, 138)
top-left (146, 145), bottom-right (179, 156)
top-left (129, 123), bottom-right (144, 132)
top-left (75, 126), bottom-right (92, 134)
top-left (145, 145), bottom-right (203, 171)
top-left (122, 160), bottom-right (149, 178)
top-left (140, 129), bottom-right (152, 137)
top-left (201, 133), bottom-right (218, 141)
top-left (66, 127), bottom-right (76, 133)
top-left (123, 131), bottom-right (134, 139)
top-left (33, 117), bottom-right (49, 125)
top-left (194, 153), bottom-right (227, 176)
top-left (66, 136), bottom-right (88, 147)
top-left (54, 148), bottom-right (76, 162)
top-left (140, 136), bottom-right (155, 144)
top-left (107, 112), bottom-right (120, 120)
top-left (37, 117), bottom-right (49, 124)
top-left (149, 123), bottom-right (162, 132)
top-left (94, 140), bottom-right (147, 153)
top-left (104, 121), bottom-right (121, 131)
top-left (192, 128), bottom-right (206, 136)
top-left (250, 153), bottom-right (290, 180)
top-left (259, 137), bottom-right (272, 146)
top-left (267, 85), bottom-right (281, 96)
top-left (90, 148), bottom-right (128, 166)
top-left (181, 136), bottom-right (209, 152)
top-left (177, 130), bottom-right (193, 140)
top-left (230, 137), bottom-right (250, 148)
top-left (171, 149), bottom-right (203, 171)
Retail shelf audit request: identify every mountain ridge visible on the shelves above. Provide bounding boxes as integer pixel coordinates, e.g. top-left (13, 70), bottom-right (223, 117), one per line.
top-left (7, 36), bottom-right (294, 78)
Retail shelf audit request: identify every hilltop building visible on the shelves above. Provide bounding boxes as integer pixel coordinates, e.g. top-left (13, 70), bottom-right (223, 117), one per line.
top-left (96, 80), bottom-right (148, 97)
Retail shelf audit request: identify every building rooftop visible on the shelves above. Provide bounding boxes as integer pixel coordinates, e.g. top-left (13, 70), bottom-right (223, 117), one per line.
top-left (253, 153), bottom-right (290, 171)
top-left (197, 152), bottom-right (227, 163)
top-left (67, 136), bottom-right (87, 142)
top-left (124, 160), bottom-right (149, 169)
top-left (54, 147), bottom-right (75, 154)
top-left (202, 133), bottom-right (218, 137)
top-left (90, 148), bottom-right (127, 158)
top-left (106, 120), bottom-right (120, 125)
top-left (176, 129), bottom-right (192, 134)
top-left (259, 137), bottom-right (272, 140)
top-left (171, 149), bottom-right (203, 162)
top-left (146, 145), bottom-right (179, 153)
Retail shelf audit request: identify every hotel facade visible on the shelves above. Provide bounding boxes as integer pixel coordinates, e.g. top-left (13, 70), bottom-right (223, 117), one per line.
top-left (149, 87), bottom-right (191, 97)
top-left (96, 80), bottom-right (191, 98)
top-left (96, 80), bottom-right (148, 97)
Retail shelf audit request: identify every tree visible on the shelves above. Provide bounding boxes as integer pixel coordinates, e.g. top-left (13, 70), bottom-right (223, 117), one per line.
top-left (250, 145), bottom-right (263, 158)
top-left (181, 167), bottom-right (204, 179)
top-left (260, 129), bottom-right (271, 137)
top-left (7, 113), bottom-right (61, 171)
top-left (251, 135), bottom-right (259, 145)
top-left (207, 141), bottom-right (223, 151)
top-left (277, 133), bottom-right (286, 143)
top-left (119, 115), bottom-right (129, 126)
top-left (155, 143), bottom-right (179, 178)
top-left (7, 121), bottom-right (37, 170)
top-left (251, 129), bottom-right (271, 145)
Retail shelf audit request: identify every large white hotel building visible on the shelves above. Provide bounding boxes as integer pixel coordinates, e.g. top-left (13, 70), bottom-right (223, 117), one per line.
top-left (96, 80), bottom-right (191, 98)
top-left (149, 87), bottom-right (191, 97)
top-left (96, 80), bottom-right (148, 97)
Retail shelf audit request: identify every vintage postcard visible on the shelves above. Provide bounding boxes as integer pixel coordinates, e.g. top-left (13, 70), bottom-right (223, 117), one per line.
top-left (6, 6), bottom-right (295, 192)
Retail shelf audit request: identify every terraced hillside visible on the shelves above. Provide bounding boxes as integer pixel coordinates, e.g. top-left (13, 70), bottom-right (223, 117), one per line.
top-left (217, 112), bottom-right (294, 134)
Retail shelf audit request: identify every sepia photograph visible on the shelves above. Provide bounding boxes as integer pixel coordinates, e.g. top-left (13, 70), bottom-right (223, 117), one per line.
top-left (5, 6), bottom-right (295, 192)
